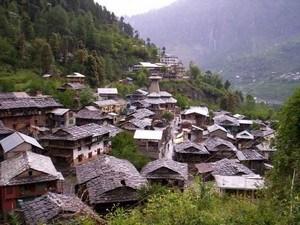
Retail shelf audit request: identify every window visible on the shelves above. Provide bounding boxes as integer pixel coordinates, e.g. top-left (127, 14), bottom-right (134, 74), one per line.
top-left (6, 186), bottom-right (13, 195)
top-left (28, 170), bottom-right (33, 176)
top-left (78, 154), bottom-right (83, 162)
top-left (78, 147), bottom-right (81, 151)
top-left (88, 152), bottom-right (93, 159)
top-left (97, 148), bottom-right (101, 155)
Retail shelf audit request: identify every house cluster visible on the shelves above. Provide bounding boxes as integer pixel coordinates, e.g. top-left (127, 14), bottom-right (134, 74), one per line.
top-left (132, 53), bottom-right (186, 79)
top-left (0, 70), bottom-right (276, 224)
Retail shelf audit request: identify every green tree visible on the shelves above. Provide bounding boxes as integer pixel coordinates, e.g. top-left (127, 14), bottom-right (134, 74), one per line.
top-left (270, 87), bottom-right (300, 223)
top-left (110, 131), bottom-right (150, 170)
top-left (79, 87), bottom-right (94, 108)
top-left (40, 43), bottom-right (54, 73)
top-left (161, 111), bottom-right (174, 123)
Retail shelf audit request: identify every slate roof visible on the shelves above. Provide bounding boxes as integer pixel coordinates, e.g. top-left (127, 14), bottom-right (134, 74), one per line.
top-left (236, 150), bottom-right (265, 161)
top-left (129, 118), bottom-right (151, 129)
top-left (20, 192), bottom-right (94, 225)
top-left (0, 121), bottom-right (14, 135)
top-left (131, 100), bottom-right (151, 108)
top-left (251, 129), bottom-right (275, 138)
top-left (213, 115), bottom-right (240, 126)
top-left (0, 132), bottom-right (43, 153)
top-left (196, 158), bottom-right (254, 176)
top-left (141, 158), bottom-right (188, 180)
top-left (159, 91), bottom-right (172, 97)
top-left (0, 97), bottom-right (61, 110)
top-left (41, 123), bottom-right (110, 141)
top-left (76, 155), bottom-right (147, 204)
top-left (59, 82), bottom-right (86, 90)
top-left (76, 108), bottom-right (111, 120)
top-left (144, 97), bottom-right (165, 105)
top-left (182, 106), bottom-right (209, 117)
top-left (207, 124), bottom-right (227, 133)
top-left (236, 130), bottom-right (254, 140)
top-left (174, 140), bottom-right (209, 155)
top-left (204, 136), bottom-right (237, 152)
top-left (99, 124), bottom-right (122, 137)
top-left (0, 151), bottom-right (63, 186)
top-left (162, 97), bottom-right (177, 103)
top-left (132, 108), bottom-right (155, 119)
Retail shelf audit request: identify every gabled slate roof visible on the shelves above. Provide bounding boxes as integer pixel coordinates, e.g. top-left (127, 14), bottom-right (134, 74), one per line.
top-left (204, 136), bottom-right (237, 152)
top-left (236, 130), bottom-right (254, 140)
top-left (236, 150), bottom-right (265, 161)
top-left (0, 132), bottom-right (43, 153)
top-left (98, 88), bottom-right (118, 95)
top-left (207, 124), bottom-right (227, 133)
top-left (0, 152), bottom-right (63, 186)
top-left (182, 106), bottom-right (209, 117)
top-left (20, 192), bottom-right (95, 225)
top-left (132, 108), bottom-right (155, 119)
top-left (174, 140), bottom-right (209, 155)
top-left (129, 118), bottom-right (151, 129)
top-left (196, 158), bottom-right (254, 176)
top-left (141, 158), bottom-right (188, 180)
top-left (213, 115), bottom-right (240, 126)
top-left (76, 155), bottom-right (147, 204)
top-left (76, 108), bottom-right (111, 120)
top-left (0, 97), bottom-right (61, 110)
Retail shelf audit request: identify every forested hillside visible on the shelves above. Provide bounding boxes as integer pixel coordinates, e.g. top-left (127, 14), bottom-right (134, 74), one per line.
top-left (0, 0), bottom-right (157, 87)
top-left (128, 0), bottom-right (300, 101)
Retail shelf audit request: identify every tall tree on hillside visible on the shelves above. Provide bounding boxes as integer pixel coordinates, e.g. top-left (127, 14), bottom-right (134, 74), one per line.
top-left (40, 43), bottom-right (54, 73)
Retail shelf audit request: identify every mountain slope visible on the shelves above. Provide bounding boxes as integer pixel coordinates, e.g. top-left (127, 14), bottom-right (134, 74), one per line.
top-left (127, 0), bottom-right (300, 101)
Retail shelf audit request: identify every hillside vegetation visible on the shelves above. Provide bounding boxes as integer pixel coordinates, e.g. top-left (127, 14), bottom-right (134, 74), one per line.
top-left (0, 0), bottom-right (157, 87)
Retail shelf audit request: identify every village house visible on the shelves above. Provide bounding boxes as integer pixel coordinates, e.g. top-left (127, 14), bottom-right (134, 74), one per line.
top-left (20, 192), bottom-right (96, 225)
top-left (236, 130), bottom-right (254, 149)
top-left (126, 108), bottom-right (155, 121)
top-left (75, 155), bottom-right (147, 212)
top-left (0, 95), bottom-right (62, 134)
top-left (203, 124), bottom-right (235, 142)
top-left (174, 140), bottom-right (210, 168)
top-left (97, 88), bottom-right (118, 100)
top-left (0, 151), bottom-right (64, 212)
top-left (213, 174), bottom-right (264, 198)
top-left (252, 129), bottom-right (276, 161)
top-left (204, 136), bottom-right (237, 162)
top-left (141, 158), bottom-right (188, 189)
top-left (236, 150), bottom-right (266, 175)
top-left (66, 72), bottom-right (86, 84)
top-left (134, 130), bottom-right (163, 159)
top-left (47, 108), bottom-right (76, 128)
top-left (195, 158), bottom-right (254, 182)
top-left (119, 118), bottom-right (152, 134)
top-left (57, 82), bottom-right (86, 92)
top-left (126, 89), bottom-right (148, 102)
top-left (92, 99), bottom-right (121, 114)
top-left (0, 132), bottom-right (43, 160)
top-left (75, 106), bottom-right (114, 126)
top-left (181, 106), bottom-right (209, 128)
top-left (0, 121), bottom-right (14, 140)
top-left (213, 114), bottom-right (240, 135)
top-left (133, 62), bottom-right (162, 75)
top-left (40, 123), bottom-right (110, 170)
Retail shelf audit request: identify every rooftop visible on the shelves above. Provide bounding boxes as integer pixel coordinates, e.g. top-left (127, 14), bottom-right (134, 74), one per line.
top-left (134, 130), bottom-right (163, 140)
top-left (0, 151), bottom-right (63, 186)
top-left (236, 150), bottom-right (265, 161)
top-left (183, 106), bottom-right (209, 117)
top-left (174, 140), bottom-right (209, 155)
top-left (214, 174), bottom-right (264, 190)
top-left (204, 136), bottom-right (237, 152)
top-left (20, 192), bottom-right (94, 225)
top-left (98, 88), bottom-right (118, 95)
top-left (0, 132), bottom-right (43, 153)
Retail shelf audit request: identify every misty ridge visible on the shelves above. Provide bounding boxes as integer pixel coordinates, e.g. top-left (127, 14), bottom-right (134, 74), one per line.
top-left (127, 0), bottom-right (300, 101)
